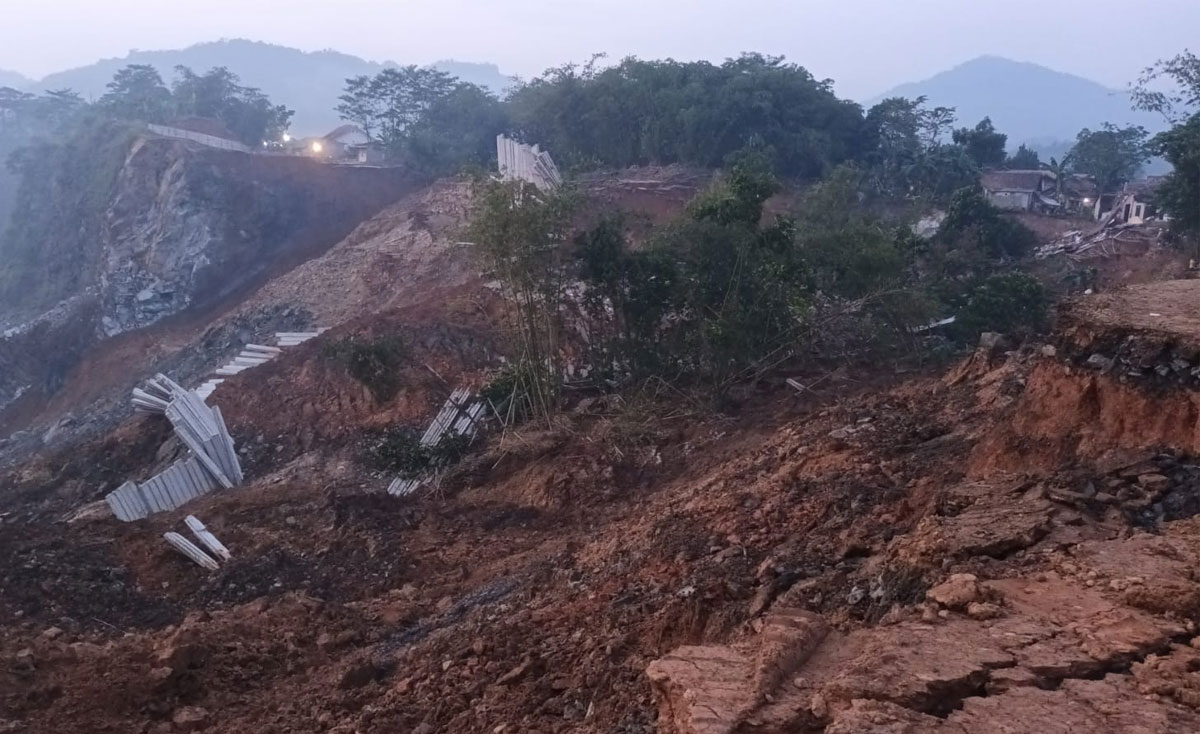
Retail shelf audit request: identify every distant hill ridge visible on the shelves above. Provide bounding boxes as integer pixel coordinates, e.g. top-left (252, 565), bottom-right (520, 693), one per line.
top-left (16, 39), bottom-right (516, 136)
top-left (868, 55), bottom-right (1164, 156)
top-left (0, 69), bottom-right (31, 89)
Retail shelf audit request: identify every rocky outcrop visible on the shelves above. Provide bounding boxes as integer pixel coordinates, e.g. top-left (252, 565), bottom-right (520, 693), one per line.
top-left (0, 135), bottom-right (414, 443)
top-left (93, 137), bottom-right (414, 336)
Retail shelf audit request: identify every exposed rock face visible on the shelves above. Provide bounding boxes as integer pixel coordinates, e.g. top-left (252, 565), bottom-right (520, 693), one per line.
top-left (647, 485), bottom-right (1200, 734)
top-left (92, 137), bottom-right (413, 336)
top-left (0, 135), bottom-right (413, 442)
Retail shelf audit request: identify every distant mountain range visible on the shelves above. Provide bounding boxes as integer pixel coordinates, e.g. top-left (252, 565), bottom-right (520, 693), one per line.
top-left (0, 69), bottom-right (31, 89)
top-left (868, 56), bottom-right (1165, 158)
top-left (9, 40), bottom-right (516, 135)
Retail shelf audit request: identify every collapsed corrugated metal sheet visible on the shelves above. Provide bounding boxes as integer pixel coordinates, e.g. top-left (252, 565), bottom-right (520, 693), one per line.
top-left (496, 135), bottom-right (562, 192)
top-left (388, 389), bottom-right (486, 497)
top-left (107, 375), bottom-right (244, 522)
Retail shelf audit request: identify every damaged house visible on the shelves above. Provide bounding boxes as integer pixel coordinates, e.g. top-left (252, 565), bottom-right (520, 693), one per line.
top-left (1095, 177), bottom-right (1167, 224)
top-left (981, 169), bottom-right (1060, 212)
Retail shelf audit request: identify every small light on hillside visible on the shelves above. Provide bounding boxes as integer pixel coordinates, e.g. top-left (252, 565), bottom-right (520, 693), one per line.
top-left (311, 141), bottom-right (324, 154)
top-left (282, 133), bottom-right (292, 143)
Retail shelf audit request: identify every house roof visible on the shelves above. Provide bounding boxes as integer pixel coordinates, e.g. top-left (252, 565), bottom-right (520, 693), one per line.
top-left (981, 170), bottom-right (1053, 193)
top-left (1064, 174), bottom-right (1098, 199)
top-left (324, 124), bottom-right (368, 142)
top-left (1122, 177), bottom-right (1167, 198)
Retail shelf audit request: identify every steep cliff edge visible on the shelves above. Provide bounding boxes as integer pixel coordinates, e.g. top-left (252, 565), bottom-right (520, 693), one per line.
top-left (1, 133), bottom-right (415, 332)
top-left (0, 133), bottom-right (415, 422)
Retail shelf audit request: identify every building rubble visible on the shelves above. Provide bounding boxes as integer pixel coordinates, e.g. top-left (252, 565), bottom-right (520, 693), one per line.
top-left (1036, 220), bottom-right (1165, 260)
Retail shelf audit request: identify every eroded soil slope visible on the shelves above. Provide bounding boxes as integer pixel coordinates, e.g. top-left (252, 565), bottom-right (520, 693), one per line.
top-left (6, 276), bottom-right (1200, 732)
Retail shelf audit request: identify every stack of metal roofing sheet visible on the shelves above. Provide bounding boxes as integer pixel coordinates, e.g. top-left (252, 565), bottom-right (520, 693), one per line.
top-left (131, 375), bottom-right (175, 414)
top-left (387, 388), bottom-right (486, 497)
top-left (106, 375), bottom-right (244, 522)
top-left (419, 387), bottom-right (486, 447)
top-left (387, 476), bottom-right (424, 497)
top-left (105, 455), bottom-right (218, 521)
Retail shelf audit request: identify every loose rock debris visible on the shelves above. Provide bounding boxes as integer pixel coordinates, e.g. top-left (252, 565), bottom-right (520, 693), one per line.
top-left (10, 252), bottom-right (1200, 731)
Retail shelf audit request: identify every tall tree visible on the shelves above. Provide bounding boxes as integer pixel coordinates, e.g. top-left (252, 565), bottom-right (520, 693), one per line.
top-left (1134, 50), bottom-right (1200, 233)
top-left (403, 83), bottom-right (510, 176)
top-left (1152, 116), bottom-right (1200, 232)
top-left (1006, 144), bottom-right (1041, 169)
top-left (506, 54), bottom-right (863, 178)
top-left (952, 117), bottom-right (1008, 169)
top-left (1132, 50), bottom-right (1200, 124)
top-left (0, 87), bottom-right (34, 131)
top-left (171, 66), bottom-right (292, 144)
top-left (31, 89), bottom-right (85, 129)
top-left (861, 97), bottom-right (979, 198)
top-left (336, 66), bottom-right (457, 154)
top-left (100, 65), bottom-right (172, 123)
top-left (335, 75), bottom-right (381, 140)
top-left (1068, 124), bottom-right (1149, 194)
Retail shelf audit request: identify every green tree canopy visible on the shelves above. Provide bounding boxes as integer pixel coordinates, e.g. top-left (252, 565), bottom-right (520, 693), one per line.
top-left (1150, 115), bottom-right (1200, 232)
top-left (506, 54), bottom-right (864, 178)
top-left (1067, 124), bottom-right (1149, 194)
top-left (99, 65), bottom-right (172, 124)
top-left (860, 97), bottom-right (981, 199)
top-left (1006, 144), bottom-right (1041, 169)
top-left (952, 117), bottom-right (1007, 169)
top-left (336, 66), bottom-right (457, 151)
top-left (1134, 50), bottom-right (1200, 233)
top-left (172, 66), bottom-right (293, 145)
top-left (402, 83), bottom-right (510, 177)
top-left (1132, 50), bottom-right (1200, 124)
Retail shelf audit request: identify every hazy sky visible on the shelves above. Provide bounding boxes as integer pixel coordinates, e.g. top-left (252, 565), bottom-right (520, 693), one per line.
top-left (0, 0), bottom-right (1196, 99)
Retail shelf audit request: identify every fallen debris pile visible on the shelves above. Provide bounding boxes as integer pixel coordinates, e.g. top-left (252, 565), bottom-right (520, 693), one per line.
top-left (1036, 221), bottom-right (1164, 260)
top-left (106, 375), bottom-right (243, 521)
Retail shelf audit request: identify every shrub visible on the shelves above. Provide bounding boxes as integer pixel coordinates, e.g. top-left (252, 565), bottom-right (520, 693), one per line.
top-left (955, 272), bottom-right (1049, 340)
top-left (323, 334), bottom-right (408, 402)
top-left (942, 187), bottom-right (1038, 260)
top-left (368, 426), bottom-right (475, 479)
top-left (480, 361), bottom-right (545, 426)
top-left (468, 180), bottom-right (577, 422)
top-left (368, 426), bottom-right (427, 476)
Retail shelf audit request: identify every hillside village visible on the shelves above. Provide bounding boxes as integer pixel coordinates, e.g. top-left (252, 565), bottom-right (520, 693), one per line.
top-left (1, 33), bottom-right (1200, 734)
